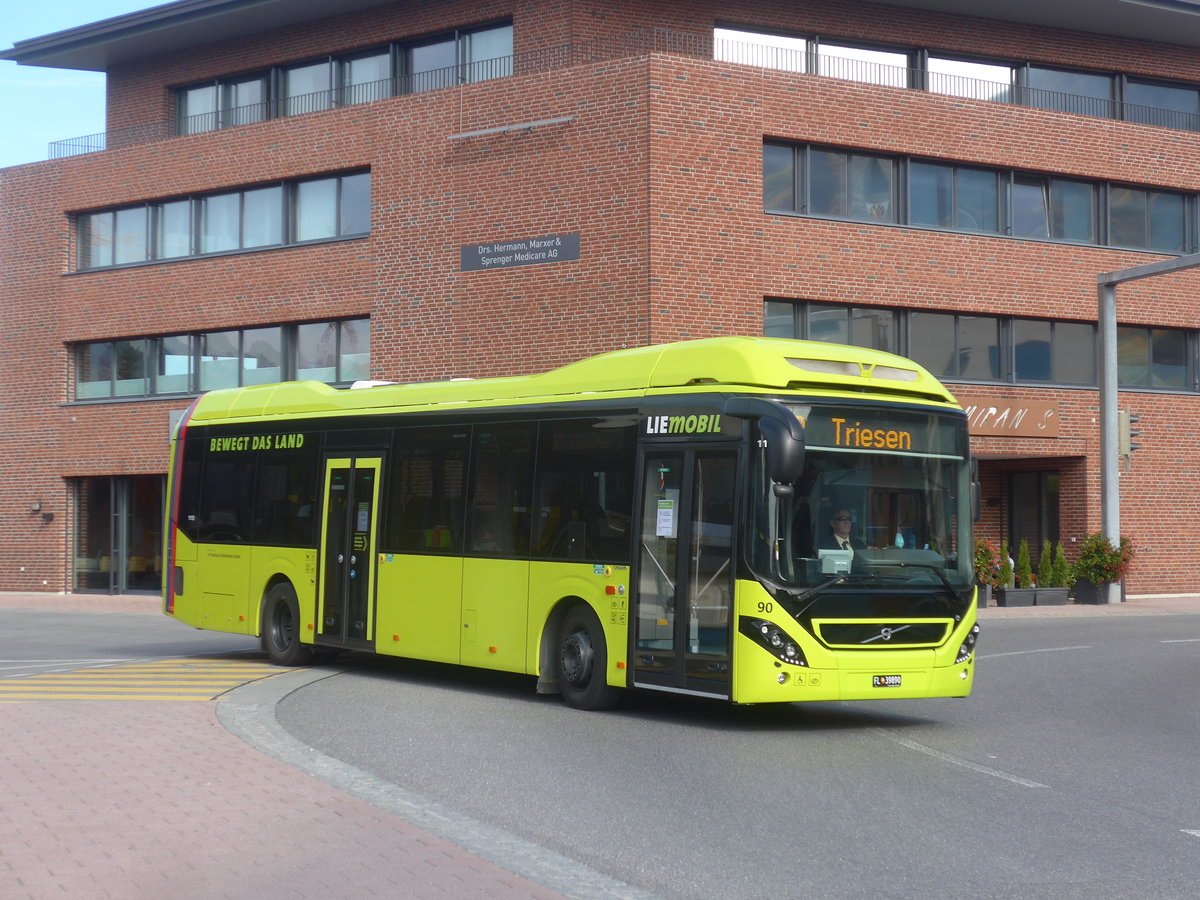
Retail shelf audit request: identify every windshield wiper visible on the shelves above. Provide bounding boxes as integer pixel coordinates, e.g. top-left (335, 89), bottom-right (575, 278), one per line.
top-left (888, 561), bottom-right (960, 596)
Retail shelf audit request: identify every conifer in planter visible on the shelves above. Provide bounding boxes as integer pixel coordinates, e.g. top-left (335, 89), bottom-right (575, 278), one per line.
top-left (997, 539), bottom-right (1038, 606)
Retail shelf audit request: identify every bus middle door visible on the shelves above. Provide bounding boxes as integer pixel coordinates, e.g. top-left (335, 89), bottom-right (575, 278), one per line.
top-left (318, 456), bottom-right (382, 649)
top-left (633, 448), bottom-right (736, 699)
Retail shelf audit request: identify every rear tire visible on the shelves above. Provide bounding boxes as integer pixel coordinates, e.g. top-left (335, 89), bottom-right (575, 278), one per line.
top-left (557, 605), bottom-right (621, 710)
top-left (262, 582), bottom-right (314, 666)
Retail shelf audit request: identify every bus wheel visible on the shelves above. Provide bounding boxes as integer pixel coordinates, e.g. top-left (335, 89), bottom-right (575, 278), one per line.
top-left (557, 605), bottom-right (620, 710)
top-left (262, 582), bottom-right (314, 667)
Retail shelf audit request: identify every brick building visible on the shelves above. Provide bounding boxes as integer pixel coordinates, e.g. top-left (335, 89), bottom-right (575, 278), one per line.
top-left (4, 0), bottom-right (1200, 596)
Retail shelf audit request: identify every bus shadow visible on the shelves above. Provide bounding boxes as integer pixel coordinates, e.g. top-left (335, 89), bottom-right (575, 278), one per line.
top-left (319, 652), bottom-right (934, 733)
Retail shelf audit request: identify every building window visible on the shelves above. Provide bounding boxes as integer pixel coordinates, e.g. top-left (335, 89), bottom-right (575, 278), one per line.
top-left (767, 301), bottom-right (1192, 392)
top-left (1117, 326), bottom-right (1191, 389)
top-left (175, 22), bottom-right (512, 134)
top-left (909, 162), bottom-right (1001, 234)
top-left (76, 171), bottom-right (368, 271)
top-left (927, 56), bottom-right (1013, 102)
top-left (715, 27), bottom-right (806, 72)
top-left (765, 143), bottom-right (1195, 253)
top-left (72, 318), bottom-right (370, 401)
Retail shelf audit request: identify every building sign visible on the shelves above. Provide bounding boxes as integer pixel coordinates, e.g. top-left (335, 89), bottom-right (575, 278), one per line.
top-left (460, 233), bottom-right (580, 271)
top-left (955, 395), bottom-right (1060, 438)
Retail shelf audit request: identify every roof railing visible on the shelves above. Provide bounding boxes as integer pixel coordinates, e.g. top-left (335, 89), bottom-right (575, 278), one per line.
top-left (45, 28), bottom-right (1200, 161)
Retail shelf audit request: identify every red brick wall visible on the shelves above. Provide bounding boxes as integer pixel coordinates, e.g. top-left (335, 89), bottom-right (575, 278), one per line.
top-left (7, 0), bottom-right (1200, 592)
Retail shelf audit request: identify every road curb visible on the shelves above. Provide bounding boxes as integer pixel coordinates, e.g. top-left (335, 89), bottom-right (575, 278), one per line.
top-left (219, 666), bottom-right (659, 900)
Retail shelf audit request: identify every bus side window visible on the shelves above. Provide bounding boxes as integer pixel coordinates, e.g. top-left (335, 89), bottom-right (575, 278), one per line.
top-left (381, 427), bottom-right (467, 554)
top-left (467, 426), bottom-right (534, 557)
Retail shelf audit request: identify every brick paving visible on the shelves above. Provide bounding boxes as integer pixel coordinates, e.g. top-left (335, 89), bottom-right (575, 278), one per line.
top-left (0, 591), bottom-right (574, 900)
top-left (2, 587), bottom-right (1198, 899)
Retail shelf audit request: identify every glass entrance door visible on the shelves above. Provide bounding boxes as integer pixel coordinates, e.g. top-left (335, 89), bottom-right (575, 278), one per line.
top-left (633, 448), bottom-right (736, 697)
top-left (74, 475), bottom-right (164, 594)
top-left (318, 457), bottom-right (382, 646)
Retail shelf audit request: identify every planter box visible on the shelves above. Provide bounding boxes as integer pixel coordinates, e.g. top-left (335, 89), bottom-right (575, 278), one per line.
top-left (976, 583), bottom-right (992, 608)
top-left (995, 588), bottom-right (1036, 607)
top-left (1073, 579), bottom-right (1121, 604)
top-left (1035, 587), bottom-right (1070, 606)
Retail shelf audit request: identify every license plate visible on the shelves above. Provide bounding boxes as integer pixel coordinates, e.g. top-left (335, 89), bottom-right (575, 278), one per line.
top-left (872, 675), bottom-right (902, 688)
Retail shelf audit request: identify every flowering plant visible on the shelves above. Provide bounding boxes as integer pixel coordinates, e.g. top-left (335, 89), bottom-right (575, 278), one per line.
top-left (972, 537), bottom-right (1003, 589)
top-left (1075, 532), bottom-right (1135, 585)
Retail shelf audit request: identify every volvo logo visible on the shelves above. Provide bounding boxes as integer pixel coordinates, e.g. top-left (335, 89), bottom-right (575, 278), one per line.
top-left (862, 624), bottom-right (911, 644)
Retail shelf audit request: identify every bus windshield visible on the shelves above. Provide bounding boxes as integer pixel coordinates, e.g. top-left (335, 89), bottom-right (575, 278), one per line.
top-left (748, 404), bottom-right (972, 597)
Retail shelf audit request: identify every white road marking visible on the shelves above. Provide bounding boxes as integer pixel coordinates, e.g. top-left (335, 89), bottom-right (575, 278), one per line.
top-left (978, 645), bottom-right (1090, 659)
top-left (1160, 639), bottom-right (1200, 643)
top-left (873, 728), bottom-right (1049, 789)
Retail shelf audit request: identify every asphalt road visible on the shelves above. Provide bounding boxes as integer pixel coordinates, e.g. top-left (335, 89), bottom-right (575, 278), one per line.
top-left (277, 615), bottom-right (1200, 899)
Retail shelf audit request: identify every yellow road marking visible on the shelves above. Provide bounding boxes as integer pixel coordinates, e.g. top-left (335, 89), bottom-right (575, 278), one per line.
top-left (0, 657), bottom-right (288, 702)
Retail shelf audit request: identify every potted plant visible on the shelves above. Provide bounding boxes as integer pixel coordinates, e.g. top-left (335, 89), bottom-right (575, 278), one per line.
top-left (1034, 540), bottom-right (1070, 606)
top-left (973, 537), bottom-right (1002, 607)
top-left (998, 539), bottom-right (1038, 606)
top-left (1073, 531), bottom-right (1135, 604)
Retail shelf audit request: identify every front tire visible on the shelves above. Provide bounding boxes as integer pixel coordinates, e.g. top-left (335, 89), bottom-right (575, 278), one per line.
top-left (262, 582), bottom-right (314, 666)
top-left (557, 605), bottom-right (620, 710)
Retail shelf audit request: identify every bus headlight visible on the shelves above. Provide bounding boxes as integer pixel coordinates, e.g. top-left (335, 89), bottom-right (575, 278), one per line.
top-left (955, 624), bottom-right (980, 664)
top-left (742, 618), bottom-right (809, 667)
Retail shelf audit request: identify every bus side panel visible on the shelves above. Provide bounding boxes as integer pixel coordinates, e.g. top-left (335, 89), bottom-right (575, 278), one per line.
top-left (189, 542), bottom-right (252, 635)
top-left (374, 554), bottom-right (462, 664)
top-left (461, 558), bottom-right (528, 672)
top-left (527, 562), bottom-right (630, 684)
top-left (250, 547), bottom-right (318, 640)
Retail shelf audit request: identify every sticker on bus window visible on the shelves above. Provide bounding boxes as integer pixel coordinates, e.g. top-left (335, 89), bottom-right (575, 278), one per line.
top-left (656, 499), bottom-right (676, 538)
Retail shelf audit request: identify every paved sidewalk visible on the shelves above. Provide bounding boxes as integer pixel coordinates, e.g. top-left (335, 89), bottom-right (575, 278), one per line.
top-left (0, 592), bottom-right (630, 900)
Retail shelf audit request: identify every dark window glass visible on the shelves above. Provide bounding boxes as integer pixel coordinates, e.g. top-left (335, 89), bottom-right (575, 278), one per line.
top-left (469, 426), bottom-right (535, 556)
top-left (1117, 326), bottom-right (1150, 386)
top-left (849, 307), bottom-right (897, 352)
top-left (1050, 180), bottom-right (1096, 242)
top-left (808, 303), bottom-right (848, 344)
top-left (1109, 187), bottom-right (1187, 252)
top-left (809, 149), bottom-right (893, 221)
top-left (157, 200), bottom-right (192, 258)
top-left (809, 149), bottom-right (846, 216)
top-left (196, 451), bottom-right (255, 543)
top-left (1053, 322), bottom-right (1096, 384)
top-left (957, 316), bottom-right (1001, 379)
top-left (340, 173), bottom-right (371, 235)
top-left (1149, 191), bottom-right (1186, 253)
top-left (1125, 80), bottom-right (1200, 130)
top-left (764, 300), bottom-right (796, 337)
top-left (1011, 177), bottom-right (1049, 238)
top-left (383, 427), bottom-right (467, 554)
top-left (339, 319), bottom-right (371, 381)
top-left (763, 144), bottom-right (795, 210)
top-left (1013, 319), bottom-right (1051, 381)
top-left (243, 186), bottom-right (283, 248)
top-left (252, 445), bottom-right (320, 546)
top-left (81, 212), bottom-right (114, 268)
top-left (113, 339), bottom-right (149, 396)
top-left (77, 342), bottom-right (114, 399)
top-left (241, 327), bottom-right (282, 386)
top-left (532, 420), bottom-right (636, 562)
top-left (200, 330), bottom-right (240, 390)
top-left (296, 178), bottom-right (338, 241)
top-left (114, 207), bottom-right (148, 264)
top-left (956, 167), bottom-right (1000, 233)
top-left (157, 335), bottom-right (193, 394)
top-left (410, 37), bottom-right (457, 91)
top-left (1151, 328), bottom-right (1188, 388)
top-left (909, 163), bottom-right (953, 228)
top-left (224, 75), bottom-right (267, 126)
top-left (1026, 67), bottom-right (1113, 117)
top-left (201, 192), bottom-right (240, 252)
top-left (285, 60), bottom-right (332, 115)
top-left (177, 436), bottom-right (205, 542)
top-left (908, 312), bottom-right (957, 379)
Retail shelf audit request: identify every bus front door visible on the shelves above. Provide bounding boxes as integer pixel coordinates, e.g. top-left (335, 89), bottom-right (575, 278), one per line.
top-left (633, 449), bottom-right (736, 699)
top-left (318, 457), bottom-right (382, 648)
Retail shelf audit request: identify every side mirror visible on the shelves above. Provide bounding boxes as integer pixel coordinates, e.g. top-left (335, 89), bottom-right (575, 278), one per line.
top-left (723, 397), bottom-right (806, 485)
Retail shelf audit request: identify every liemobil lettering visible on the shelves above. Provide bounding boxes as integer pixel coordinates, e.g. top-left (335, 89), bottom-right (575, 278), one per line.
top-left (209, 433), bottom-right (306, 452)
top-left (644, 413), bottom-right (725, 436)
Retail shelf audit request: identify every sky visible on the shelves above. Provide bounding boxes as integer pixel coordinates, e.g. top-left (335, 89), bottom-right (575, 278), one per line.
top-left (0, 2), bottom-right (167, 169)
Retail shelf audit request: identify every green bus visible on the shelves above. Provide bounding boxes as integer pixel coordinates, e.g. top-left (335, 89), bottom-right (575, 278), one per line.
top-left (165, 336), bottom-right (978, 709)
